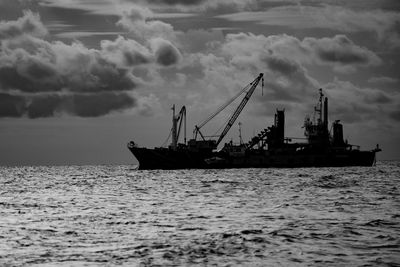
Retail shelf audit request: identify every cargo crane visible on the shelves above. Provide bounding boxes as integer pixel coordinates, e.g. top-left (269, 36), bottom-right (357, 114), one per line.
top-left (170, 105), bottom-right (186, 150)
top-left (193, 73), bottom-right (264, 148)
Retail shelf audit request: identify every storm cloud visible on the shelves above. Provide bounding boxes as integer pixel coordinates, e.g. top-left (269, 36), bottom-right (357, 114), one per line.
top-left (0, 92), bottom-right (135, 118)
top-left (0, 93), bottom-right (25, 117)
top-left (151, 38), bottom-right (181, 66)
top-left (0, 12), bottom-right (136, 93)
top-left (0, 10), bottom-right (182, 118)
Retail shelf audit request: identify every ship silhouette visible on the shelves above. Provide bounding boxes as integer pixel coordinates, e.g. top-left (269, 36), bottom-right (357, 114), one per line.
top-left (128, 73), bottom-right (381, 170)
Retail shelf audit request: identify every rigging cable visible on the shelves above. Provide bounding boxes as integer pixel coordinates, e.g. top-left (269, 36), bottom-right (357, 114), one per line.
top-left (161, 129), bottom-right (172, 147)
top-left (196, 83), bottom-right (251, 130)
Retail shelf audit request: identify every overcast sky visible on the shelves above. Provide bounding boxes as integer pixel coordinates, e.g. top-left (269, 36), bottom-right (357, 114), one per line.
top-left (0, 0), bottom-right (399, 165)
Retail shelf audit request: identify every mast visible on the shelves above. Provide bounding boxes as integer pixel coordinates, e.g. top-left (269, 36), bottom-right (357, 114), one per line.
top-left (324, 97), bottom-right (328, 132)
top-left (170, 105), bottom-right (186, 150)
top-left (171, 105), bottom-right (177, 150)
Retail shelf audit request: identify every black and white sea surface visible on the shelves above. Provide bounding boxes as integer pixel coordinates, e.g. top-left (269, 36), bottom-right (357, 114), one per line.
top-left (1, 162), bottom-right (399, 266)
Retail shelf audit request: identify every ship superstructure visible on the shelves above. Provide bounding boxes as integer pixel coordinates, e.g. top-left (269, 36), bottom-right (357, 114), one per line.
top-left (128, 74), bottom-right (381, 169)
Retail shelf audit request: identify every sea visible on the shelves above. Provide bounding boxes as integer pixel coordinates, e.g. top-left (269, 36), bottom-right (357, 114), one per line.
top-left (0, 161), bottom-right (399, 266)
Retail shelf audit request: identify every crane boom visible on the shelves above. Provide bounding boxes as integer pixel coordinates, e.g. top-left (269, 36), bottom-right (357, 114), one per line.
top-left (176, 106), bottom-right (186, 144)
top-left (216, 73), bottom-right (264, 146)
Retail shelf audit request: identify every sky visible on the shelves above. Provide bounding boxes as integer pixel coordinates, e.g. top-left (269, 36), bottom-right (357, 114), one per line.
top-left (0, 0), bottom-right (399, 165)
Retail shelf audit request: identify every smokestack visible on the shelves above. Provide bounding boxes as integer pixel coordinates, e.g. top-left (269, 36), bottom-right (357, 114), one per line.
top-left (324, 97), bottom-right (328, 131)
top-left (275, 109), bottom-right (285, 144)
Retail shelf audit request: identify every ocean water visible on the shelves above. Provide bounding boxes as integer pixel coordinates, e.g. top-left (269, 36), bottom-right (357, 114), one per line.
top-left (0, 162), bottom-right (399, 266)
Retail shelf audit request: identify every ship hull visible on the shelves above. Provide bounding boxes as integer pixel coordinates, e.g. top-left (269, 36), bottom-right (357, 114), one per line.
top-left (128, 147), bottom-right (212, 170)
top-left (128, 146), bottom-right (376, 170)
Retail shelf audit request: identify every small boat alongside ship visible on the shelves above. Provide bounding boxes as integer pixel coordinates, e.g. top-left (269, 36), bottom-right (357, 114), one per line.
top-left (128, 73), bottom-right (381, 170)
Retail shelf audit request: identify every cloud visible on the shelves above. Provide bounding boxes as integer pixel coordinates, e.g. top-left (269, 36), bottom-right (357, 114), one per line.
top-left (0, 10), bottom-right (47, 39)
top-left (0, 11), bottom-right (182, 118)
top-left (302, 35), bottom-right (381, 72)
top-left (55, 31), bottom-right (124, 39)
top-left (264, 55), bottom-right (300, 76)
top-left (0, 92), bottom-right (136, 118)
top-left (368, 76), bottom-right (399, 84)
top-left (135, 93), bottom-right (163, 116)
top-left (217, 5), bottom-right (400, 47)
top-left (115, 5), bottom-right (182, 66)
top-left (0, 93), bottom-right (25, 117)
top-left (147, 0), bottom-right (205, 5)
top-left (39, 0), bottom-right (261, 16)
top-left (25, 94), bottom-right (63, 118)
top-left (116, 5), bottom-right (176, 42)
top-left (169, 32), bottom-right (319, 110)
top-left (261, 55), bottom-right (315, 101)
top-left (323, 79), bottom-right (398, 124)
top-left (0, 37), bottom-right (137, 93)
top-left (177, 29), bottom-right (224, 53)
top-left (165, 31), bottom-right (398, 127)
top-left (150, 38), bottom-right (181, 66)
top-left (67, 92), bottom-right (136, 117)
top-left (146, 0), bottom-right (259, 11)
top-left (220, 33), bottom-right (380, 74)
top-left (101, 36), bottom-right (152, 67)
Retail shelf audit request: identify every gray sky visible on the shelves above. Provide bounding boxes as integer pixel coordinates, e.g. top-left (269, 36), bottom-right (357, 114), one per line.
top-left (0, 0), bottom-right (399, 165)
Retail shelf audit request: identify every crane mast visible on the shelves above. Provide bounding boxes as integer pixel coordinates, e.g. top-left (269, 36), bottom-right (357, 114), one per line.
top-left (216, 73), bottom-right (264, 146)
top-left (170, 105), bottom-right (186, 150)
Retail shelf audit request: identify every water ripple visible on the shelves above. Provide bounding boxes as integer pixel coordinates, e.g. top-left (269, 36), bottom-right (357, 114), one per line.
top-left (0, 162), bottom-right (399, 266)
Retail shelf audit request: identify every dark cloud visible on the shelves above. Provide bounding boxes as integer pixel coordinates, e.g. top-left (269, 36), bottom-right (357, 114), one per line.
top-left (26, 94), bottom-right (63, 118)
top-left (317, 49), bottom-right (368, 64)
top-left (147, 0), bottom-right (205, 5)
top-left (74, 56), bottom-right (136, 92)
top-left (0, 12), bottom-right (160, 118)
top-left (303, 35), bottom-right (381, 67)
top-left (264, 56), bottom-right (300, 76)
top-left (0, 92), bottom-right (136, 118)
top-left (71, 93), bottom-right (136, 117)
top-left (0, 13), bottom-right (138, 94)
top-left (0, 66), bottom-right (47, 93)
top-left (0, 93), bottom-right (25, 117)
top-left (0, 44), bottom-right (137, 93)
top-left (262, 81), bottom-right (302, 102)
top-left (154, 39), bottom-right (181, 66)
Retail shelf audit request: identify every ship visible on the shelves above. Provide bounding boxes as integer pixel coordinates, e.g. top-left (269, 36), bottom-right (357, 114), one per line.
top-left (128, 73), bottom-right (381, 170)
